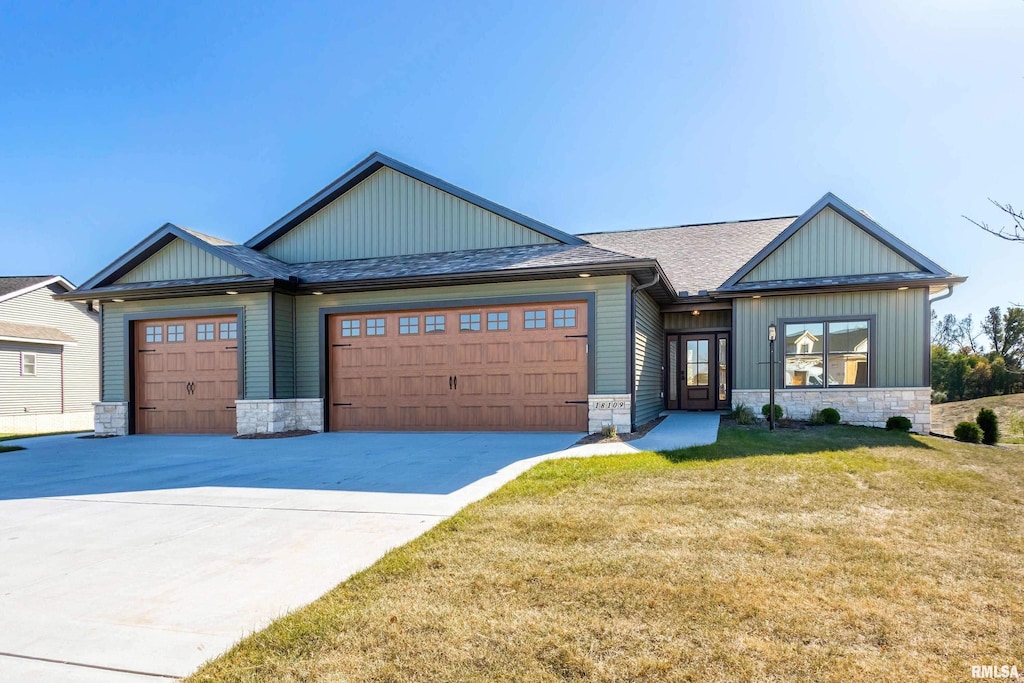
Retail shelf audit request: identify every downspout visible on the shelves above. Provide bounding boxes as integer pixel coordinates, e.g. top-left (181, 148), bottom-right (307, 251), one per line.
top-left (929, 284), bottom-right (956, 304)
top-left (630, 273), bottom-right (662, 431)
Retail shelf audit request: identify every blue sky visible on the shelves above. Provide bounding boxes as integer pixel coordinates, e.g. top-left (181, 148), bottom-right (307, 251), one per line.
top-left (0, 1), bottom-right (1020, 326)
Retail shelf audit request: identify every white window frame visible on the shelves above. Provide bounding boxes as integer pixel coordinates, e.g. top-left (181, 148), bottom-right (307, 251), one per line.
top-left (21, 352), bottom-right (36, 376)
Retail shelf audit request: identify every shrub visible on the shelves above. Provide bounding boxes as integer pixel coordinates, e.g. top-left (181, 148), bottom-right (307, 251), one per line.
top-left (954, 421), bottom-right (982, 443)
top-left (976, 408), bottom-right (999, 445)
top-left (1010, 412), bottom-right (1024, 436)
top-left (820, 407), bottom-right (841, 425)
top-left (808, 410), bottom-right (826, 426)
top-left (931, 390), bottom-right (947, 404)
top-left (730, 403), bottom-right (755, 425)
top-left (601, 423), bottom-right (618, 439)
top-left (886, 416), bottom-right (912, 432)
top-left (761, 403), bottom-right (783, 421)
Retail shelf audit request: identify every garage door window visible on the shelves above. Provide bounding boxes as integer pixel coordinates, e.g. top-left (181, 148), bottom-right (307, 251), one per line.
top-left (197, 323), bottom-right (215, 341)
top-left (553, 308), bottom-right (576, 328)
top-left (167, 325), bottom-right (185, 342)
top-left (460, 313), bottom-right (481, 331)
top-left (524, 310), bottom-right (546, 329)
top-left (145, 325), bottom-right (163, 343)
top-left (425, 315), bottom-right (445, 333)
top-left (487, 312), bottom-right (509, 330)
top-left (366, 318), bottom-right (385, 336)
top-left (219, 322), bottom-right (237, 340)
top-left (399, 316), bottom-right (419, 334)
top-left (341, 319), bottom-right (360, 337)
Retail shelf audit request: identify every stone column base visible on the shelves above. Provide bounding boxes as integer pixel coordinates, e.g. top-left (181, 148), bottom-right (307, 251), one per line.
top-left (235, 399), bottom-right (324, 435)
top-left (93, 402), bottom-right (129, 436)
top-left (588, 394), bottom-right (632, 434)
top-left (731, 387), bottom-right (931, 434)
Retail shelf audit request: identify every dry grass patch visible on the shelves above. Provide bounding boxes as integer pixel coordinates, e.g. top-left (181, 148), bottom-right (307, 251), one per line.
top-left (188, 426), bottom-right (1024, 682)
top-left (932, 394), bottom-right (1024, 447)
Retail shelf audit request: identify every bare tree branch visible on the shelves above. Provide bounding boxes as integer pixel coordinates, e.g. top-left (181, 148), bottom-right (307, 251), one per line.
top-left (964, 199), bottom-right (1024, 241)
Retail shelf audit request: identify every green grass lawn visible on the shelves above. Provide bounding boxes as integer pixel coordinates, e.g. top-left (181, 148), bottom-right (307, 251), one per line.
top-left (188, 425), bottom-right (1024, 682)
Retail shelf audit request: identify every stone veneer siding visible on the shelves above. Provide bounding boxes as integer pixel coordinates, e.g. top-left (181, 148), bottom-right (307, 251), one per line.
top-left (588, 394), bottom-right (632, 435)
top-left (235, 399), bottom-right (324, 435)
top-left (93, 401), bottom-right (129, 436)
top-left (731, 388), bottom-right (931, 434)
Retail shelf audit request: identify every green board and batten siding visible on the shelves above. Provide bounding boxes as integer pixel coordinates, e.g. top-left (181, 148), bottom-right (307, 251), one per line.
top-left (101, 293), bottom-right (272, 402)
top-left (273, 293), bottom-right (296, 399)
top-left (116, 239), bottom-right (244, 284)
top-left (663, 309), bottom-right (731, 331)
top-left (732, 288), bottom-right (929, 390)
top-left (740, 207), bottom-right (920, 282)
top-left (262, 167), bottom-right (557, 264)
top-left (291, 275), bottom-right (630, 399)
top-left (633, 288), bottom-right (664, 426)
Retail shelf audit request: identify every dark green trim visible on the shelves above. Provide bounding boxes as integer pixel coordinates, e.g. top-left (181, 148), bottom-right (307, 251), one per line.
top-left (775, 314), bottom-right (877, 390)
top-left (122, 307), bottom-right (245, 434)
top-left (316, 292), bottom-right (597, 432)
top-left (268, 292), bottom-right (276, 399)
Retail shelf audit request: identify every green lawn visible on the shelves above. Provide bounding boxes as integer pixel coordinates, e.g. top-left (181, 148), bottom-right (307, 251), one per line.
top-left (188, 425), bottom-right (1024, 682)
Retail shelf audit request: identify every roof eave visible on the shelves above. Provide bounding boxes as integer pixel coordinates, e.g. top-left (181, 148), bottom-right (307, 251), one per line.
top-left (296, 259), bottom-right (675, 302)
top-left (54, 278), bottom-right (290, 302)
top-left (711, 275), bottom-right (967, 299)
top-left (0, 276), bottom-right (76, 304)
top-left (244, 152), bottom-right (585, 250)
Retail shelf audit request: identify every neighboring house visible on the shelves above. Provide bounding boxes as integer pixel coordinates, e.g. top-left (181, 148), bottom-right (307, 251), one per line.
top-left (0, 276), bottom-right (99, 434)
top-left (58, 153), bottom-right (965, 437)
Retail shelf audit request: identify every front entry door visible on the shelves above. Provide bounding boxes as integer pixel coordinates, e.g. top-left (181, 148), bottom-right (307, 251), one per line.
top-left (666, 333), bottom-right (729, 411)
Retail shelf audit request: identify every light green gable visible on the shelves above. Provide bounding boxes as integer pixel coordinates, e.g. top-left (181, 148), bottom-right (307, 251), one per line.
top-left (740, 207), bottom-right (920, 283)
top-left (101, 293), bottom-right (271, 401)
top-left (262, 166), bottom-right (558, 264)
top-left (116, 239), bottom-right (244, 284)
top-left (634, 288), bottom-right (664, 426)
top-left (732, 288), bottom-right (929, 390)
top-left (292, 276), bottom-right (629, 398)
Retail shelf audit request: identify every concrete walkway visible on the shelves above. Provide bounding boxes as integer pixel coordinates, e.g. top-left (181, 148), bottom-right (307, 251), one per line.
top-left (0, 414), bottom-right (718, 682)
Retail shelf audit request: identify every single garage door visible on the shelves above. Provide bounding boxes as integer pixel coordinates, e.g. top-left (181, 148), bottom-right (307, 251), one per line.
top-left (134, 316), bottom-right (240, 434)
top-left (328, 301), bottom-right (588, 431)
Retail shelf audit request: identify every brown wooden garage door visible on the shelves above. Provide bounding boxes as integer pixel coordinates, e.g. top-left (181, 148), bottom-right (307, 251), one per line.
top-left (328, 301), bottom-right (588, 431)
top-left (134, 316), bottom-right (240, 434)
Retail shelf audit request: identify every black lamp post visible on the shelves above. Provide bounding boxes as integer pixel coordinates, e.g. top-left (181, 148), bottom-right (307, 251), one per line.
top-left (768, 323), bottom-right (777, 431)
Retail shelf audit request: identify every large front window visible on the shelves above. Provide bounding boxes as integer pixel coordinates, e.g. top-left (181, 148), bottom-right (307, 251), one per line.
top-left (784, 320), bottom-right (869, 388)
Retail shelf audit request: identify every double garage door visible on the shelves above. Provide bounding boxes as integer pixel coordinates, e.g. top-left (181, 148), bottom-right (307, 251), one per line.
top-left (133, 316), bottom-right (240, 434)
top-left (328, 301), bottom-right (589, 431)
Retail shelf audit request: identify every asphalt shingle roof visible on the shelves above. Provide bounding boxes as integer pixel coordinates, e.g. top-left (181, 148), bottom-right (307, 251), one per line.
top-left (0, 320), bottom-right (76, 343)
top-left (0, 276), bottom-right (56, 298)
top-left (718, 271), bottom-right (945, 293)
top-left (581, 217), bottom-right (797, 296)
top-left (293, 243), bottom-right (641, 284)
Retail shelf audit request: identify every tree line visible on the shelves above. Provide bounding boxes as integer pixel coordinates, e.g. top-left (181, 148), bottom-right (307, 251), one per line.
top-left (931, 306), bottom-right (1024, 402)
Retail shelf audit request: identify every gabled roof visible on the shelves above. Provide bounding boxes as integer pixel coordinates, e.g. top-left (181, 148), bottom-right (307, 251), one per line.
top-left (719, 192), bottom-right (953, 289)
top-left (244, 152), bottom-right (586, 251)
top-left (77, 223), bottom-right (295, 290)
top-left (0, 275), bottom-right (75, 304)
top-left (581, 217), bottom-right (796, 296)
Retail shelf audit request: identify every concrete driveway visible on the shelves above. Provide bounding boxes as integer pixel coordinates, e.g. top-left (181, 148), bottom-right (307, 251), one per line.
top-left (0, 430), bottom-right (580, 682)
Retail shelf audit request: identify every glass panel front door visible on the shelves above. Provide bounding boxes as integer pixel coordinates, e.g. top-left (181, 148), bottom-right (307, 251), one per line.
top-left (666, 333), bottom-right (730, 411)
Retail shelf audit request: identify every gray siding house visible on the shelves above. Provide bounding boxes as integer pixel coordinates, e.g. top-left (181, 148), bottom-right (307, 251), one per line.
top-left (0, 276), bottom-right (99, 434)
top-left (59, 153), bottom-right (964, 436)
